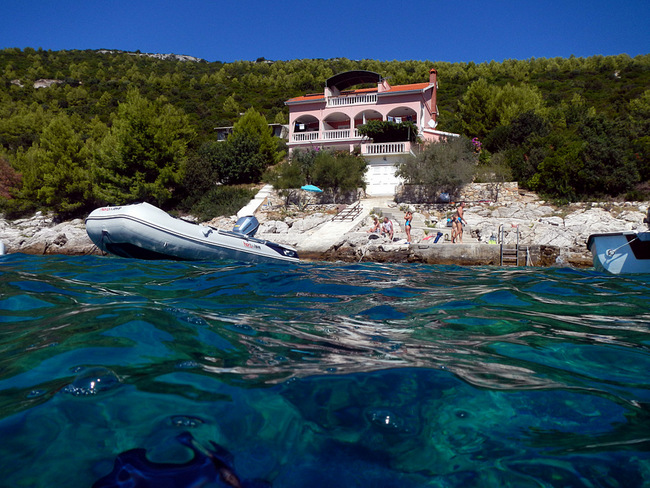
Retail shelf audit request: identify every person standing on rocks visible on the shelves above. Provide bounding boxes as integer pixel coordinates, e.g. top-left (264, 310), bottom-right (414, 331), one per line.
top-left (453, 202), bottom-right (465, 243)
top-left (404, 211), bottom-right (413, 243)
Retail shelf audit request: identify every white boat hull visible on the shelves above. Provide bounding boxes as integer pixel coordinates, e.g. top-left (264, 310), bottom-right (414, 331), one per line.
top-left (85, 203), bottom-right (299, 263)
top-left (586, 231), bottom-right (650, 274)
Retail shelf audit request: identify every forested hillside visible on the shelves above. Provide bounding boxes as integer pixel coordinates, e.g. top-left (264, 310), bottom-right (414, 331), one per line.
top-left (1, 48), bottom-right (649, 217)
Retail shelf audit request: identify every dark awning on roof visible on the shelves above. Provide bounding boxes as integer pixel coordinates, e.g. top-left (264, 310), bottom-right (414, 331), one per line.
top-left (326, 70), bottom-right (382, 91)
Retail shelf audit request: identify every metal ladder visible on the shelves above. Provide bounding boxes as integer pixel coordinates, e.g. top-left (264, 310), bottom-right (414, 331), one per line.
top-left (499, 225), bottom-right (528, 266)
top-left (331, 201), bottom-right (363, 221)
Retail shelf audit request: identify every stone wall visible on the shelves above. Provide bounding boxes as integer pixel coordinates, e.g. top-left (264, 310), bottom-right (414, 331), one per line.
top-left (396, 182), bottom-right (523, 205)
top-left (458, 182), bottom-right (521, 204)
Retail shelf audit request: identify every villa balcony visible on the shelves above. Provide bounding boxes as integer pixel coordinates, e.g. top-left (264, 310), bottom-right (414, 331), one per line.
top-left (291, 128), bottom-right (362, 143)
top-left (362, 142), bottom-right (412, 156)
top-left (326, 93), bottom-right (377, 108)
top-left (290, 130), bottom-right (413, 156)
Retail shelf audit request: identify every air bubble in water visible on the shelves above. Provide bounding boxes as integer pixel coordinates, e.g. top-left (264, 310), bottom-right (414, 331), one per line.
top-left (170, 415), bottom-right (205, 428)
top-left (176, 360), bottom-right (199, 369)
top-left (62, 366), bottom-right (121, 396)
top-left (367, 408), bottom-right (405, 432)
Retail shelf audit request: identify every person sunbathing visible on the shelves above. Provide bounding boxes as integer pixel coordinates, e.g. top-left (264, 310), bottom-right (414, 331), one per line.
top-left (381, 217), bottom-right (394, 241)
top-left (367, 217), bottom-right (380, 233)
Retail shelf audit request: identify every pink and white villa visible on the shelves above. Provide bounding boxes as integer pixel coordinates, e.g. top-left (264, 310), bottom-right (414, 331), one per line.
top-left (285, 69), bottom-right (457, 195)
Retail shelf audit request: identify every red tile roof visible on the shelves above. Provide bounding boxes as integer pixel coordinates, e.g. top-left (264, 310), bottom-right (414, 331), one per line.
top-left (286, 93), bottom-right (326, 103)
top-left (384, 82), bottom-right (431, 93)
top-left (286, 81), bottom-right (432, 104)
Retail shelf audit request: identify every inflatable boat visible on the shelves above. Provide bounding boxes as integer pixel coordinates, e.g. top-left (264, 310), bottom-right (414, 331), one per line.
top-left (85, 203), bottom-right (299, 263)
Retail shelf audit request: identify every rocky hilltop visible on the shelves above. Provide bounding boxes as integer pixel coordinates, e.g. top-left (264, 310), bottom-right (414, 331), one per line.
top-left (96, 50), bottom-right (205, 62)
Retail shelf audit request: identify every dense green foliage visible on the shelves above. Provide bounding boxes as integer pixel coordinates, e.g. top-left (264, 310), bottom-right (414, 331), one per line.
top-left (0, 156), bottom-right (20, 199)
top-left (457, 79), bottom-right (545, 138)
top-left (311, 151), bottom-right (367, 202)
top-left (397, 136), bottom-right (477, 200)
top-left (358, 120), bottom-right (419, 143)
top-left (178, 107), bottom-right (285, 214)
top-left (1, 48), bottom-right (649, 216)
top-left (266, 148), bottom-right (367, 204)
top-left (93, 89), bottom-right (194, 206)
top-left (186, 185), bottom-right (258, 222)
top-left (201, 107), bottom-right (283, 185)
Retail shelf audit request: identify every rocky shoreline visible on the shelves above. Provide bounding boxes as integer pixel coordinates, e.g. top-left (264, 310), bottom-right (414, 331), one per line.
top-left (251, 198), bottom-right (647, 268)
top-left (1, 213), bottom-right (97, 256)
top-left (2, 194), bottom-right (647, 269)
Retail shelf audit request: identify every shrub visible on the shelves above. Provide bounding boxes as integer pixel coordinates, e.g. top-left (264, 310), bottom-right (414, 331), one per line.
top-left (311, 151), bottom-right (367, 203)
top-left (189, 185), bottom-right (257, 221)
top-left (180, 148), bottom-right (220, 208)
top-left (397, 136), bottom-right (476, 198)
top-left (358, 120), bottom-right (418, 143)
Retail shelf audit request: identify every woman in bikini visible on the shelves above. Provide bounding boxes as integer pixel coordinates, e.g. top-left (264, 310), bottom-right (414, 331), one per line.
top-left (404, 211), bottom-right (413, 243)
top-left (453, 202), bottom-right (465, 243)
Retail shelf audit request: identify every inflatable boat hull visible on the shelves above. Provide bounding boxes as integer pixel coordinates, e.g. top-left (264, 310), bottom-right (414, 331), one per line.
top-left (86, 203), bottom-right (299, 263)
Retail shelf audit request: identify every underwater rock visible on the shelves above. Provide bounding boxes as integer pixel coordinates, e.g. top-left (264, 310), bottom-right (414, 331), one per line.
top-left (93, 431), bottom-right (270, 488)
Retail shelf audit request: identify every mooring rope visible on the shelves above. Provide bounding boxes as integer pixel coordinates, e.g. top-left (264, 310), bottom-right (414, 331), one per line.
top-left (606, 236), bottom-right (638, 257)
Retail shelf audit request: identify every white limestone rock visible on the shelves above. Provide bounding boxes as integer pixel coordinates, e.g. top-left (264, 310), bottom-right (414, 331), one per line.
top-left (539, 216), bottom-right (564, 226)
top-left (259, 220), bottom-right (290, 234)
top-left (288, 214), bottom-right (328, 233)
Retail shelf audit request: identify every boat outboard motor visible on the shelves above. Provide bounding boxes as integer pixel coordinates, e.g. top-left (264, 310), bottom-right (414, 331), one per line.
top-left (233, 215), bottom-right (259, 237)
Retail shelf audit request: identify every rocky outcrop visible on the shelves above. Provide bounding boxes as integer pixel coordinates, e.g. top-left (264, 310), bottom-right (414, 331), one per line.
top-left (0, 213), bottom-right (98, 256)
top-left (33, 79), bottom-right (65, 89)
top-left (251, 199), bottom-right (648, 267)
top-left (96, 50), bottom-right (205, 62)
top-left (467, 201), bottom-right (648, 252)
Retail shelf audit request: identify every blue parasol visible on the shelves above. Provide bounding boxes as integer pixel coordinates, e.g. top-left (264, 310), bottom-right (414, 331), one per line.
top-left (301, 184), bottom-right (323, 192)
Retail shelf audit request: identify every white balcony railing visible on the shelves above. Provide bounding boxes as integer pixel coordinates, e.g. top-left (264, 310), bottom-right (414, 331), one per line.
top-left (292, 129), bottom-right (362, 143)
top-left (363, 142), bottom-right (408, 155)
top-left (323, 129), bottom-right (350, 140)
top-left (326, 93), bottom-right (377, 107)
top-left (292, 132), bottom-right (320, 142)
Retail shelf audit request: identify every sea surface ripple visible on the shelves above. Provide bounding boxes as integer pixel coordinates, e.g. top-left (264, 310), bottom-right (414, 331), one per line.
top-left (0, 254), bottom-right (648, 487)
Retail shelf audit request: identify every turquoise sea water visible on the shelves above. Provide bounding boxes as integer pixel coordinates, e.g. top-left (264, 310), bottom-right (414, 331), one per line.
top-left (0, 253), bottom-right (649, 487)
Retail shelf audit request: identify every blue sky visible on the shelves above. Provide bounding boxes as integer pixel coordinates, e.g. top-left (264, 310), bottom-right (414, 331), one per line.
top-left (2, 0), bottom-right (648, 63)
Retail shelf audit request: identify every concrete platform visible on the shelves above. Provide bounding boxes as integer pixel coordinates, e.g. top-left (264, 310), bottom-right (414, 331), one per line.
top-left (297, 199), bottom-right (380, 252)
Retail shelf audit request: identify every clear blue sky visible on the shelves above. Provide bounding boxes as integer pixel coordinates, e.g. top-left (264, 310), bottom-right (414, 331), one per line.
top-left (2, 0), bottom-right (648, 63)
